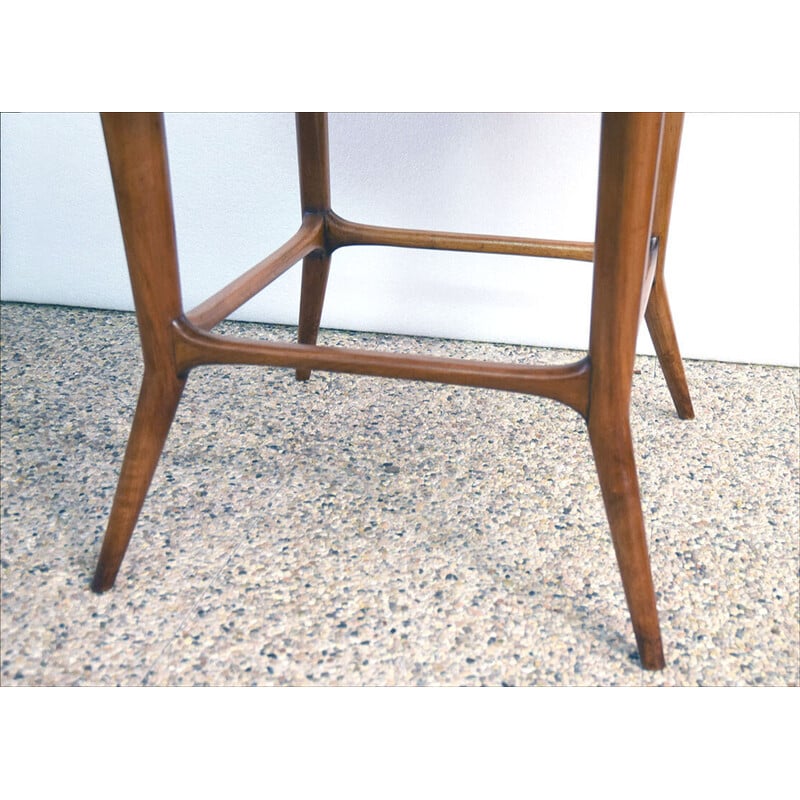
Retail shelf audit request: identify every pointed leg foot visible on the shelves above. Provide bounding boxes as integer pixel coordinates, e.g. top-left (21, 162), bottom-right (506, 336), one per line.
top-left (645, 277), bottom-right (694, 420)
top-left (92, 370), bottom-right (185, 592)
top-left (589, 422), bottom-right (666, 670)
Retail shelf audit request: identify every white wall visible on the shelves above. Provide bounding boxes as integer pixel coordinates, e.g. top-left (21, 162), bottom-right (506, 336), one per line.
top-left (1, 112), bottom-right (798, 366)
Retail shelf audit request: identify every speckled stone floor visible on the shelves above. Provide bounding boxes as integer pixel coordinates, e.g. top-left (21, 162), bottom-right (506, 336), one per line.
top-left (1, 302), bottom-right (798, 686)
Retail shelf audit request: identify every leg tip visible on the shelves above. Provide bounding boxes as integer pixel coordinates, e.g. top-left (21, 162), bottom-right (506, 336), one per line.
top-left (90, 569), bottom-right (116, 594)
top-left (636, 637), bottom-right (666, 671)
top-left (295, 369), bottom-right (311, 382)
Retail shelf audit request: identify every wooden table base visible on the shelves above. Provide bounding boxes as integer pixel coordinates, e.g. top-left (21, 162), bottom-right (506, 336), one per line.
top-left (93, 112), bottom-right (694, 671)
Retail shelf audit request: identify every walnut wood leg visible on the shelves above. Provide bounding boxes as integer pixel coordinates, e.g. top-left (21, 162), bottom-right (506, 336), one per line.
top-left (588, 114), bottom-right (666, 669)
top-left (645, 277), bottom-right (695, 419)
top-left (92, 371), bottom-right (184, 592)
top-left (645, 112), bottom-right (694, 419)
top-left (588, 423), bottom-right (665, 669)
top-left (94, 113), bottom-right (186, 590)
top-left (295, 113), bottom-right (332, 380)
top-left (296, 250), bottom-right (331, 381)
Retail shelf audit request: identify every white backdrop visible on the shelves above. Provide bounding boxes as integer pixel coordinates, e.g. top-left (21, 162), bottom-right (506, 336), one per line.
top-left (1, 112), bottom-right (798, 366)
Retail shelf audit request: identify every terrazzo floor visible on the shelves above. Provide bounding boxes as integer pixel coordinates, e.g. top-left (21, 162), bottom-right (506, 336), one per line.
top-left (1, 302), bottom-right (798, 686)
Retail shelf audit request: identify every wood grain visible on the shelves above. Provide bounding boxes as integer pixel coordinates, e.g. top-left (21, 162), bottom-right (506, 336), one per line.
top-left (92, 112), bottom-right (695, 670)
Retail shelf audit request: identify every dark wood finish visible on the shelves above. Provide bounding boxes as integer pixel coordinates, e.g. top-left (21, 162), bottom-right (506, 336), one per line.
top-left (92, 112), bottom-right (695, 671)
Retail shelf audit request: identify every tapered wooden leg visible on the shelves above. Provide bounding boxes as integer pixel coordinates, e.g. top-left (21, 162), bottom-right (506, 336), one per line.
top-left (94, 113), bottom-right (186, 591)
top-left (645, 112), bottom-right (694, 419)
top-left (92, 370), bottom-right (184, 591)
top-left (295, 113), bottom-right (332, 380)
top-left (296, 251), bottom-right (331, 381)
top-left (588, 114), bottom-right (666, 669)
top-left (588, 423), bottom-right (665, 668)
top-left (645, 277), bottom-right (695, 419)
